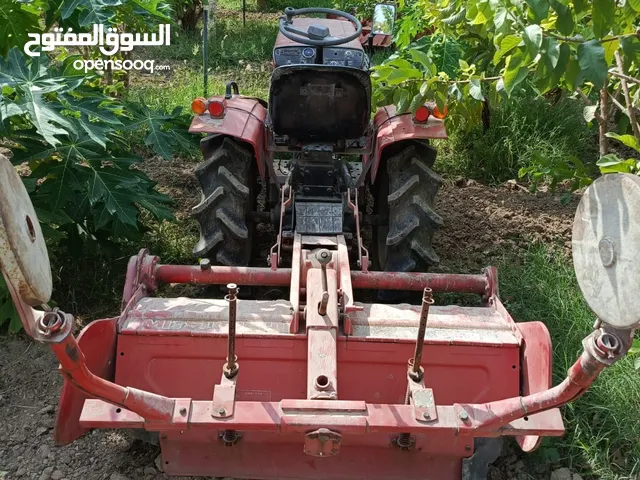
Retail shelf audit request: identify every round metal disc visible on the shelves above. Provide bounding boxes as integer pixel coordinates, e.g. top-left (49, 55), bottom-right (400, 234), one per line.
top-left (572, 173), bottom-right (640, 329)
top-left (0, 154), bottom-right (52, 305)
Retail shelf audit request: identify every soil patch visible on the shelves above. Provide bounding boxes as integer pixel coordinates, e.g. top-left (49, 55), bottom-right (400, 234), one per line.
top-left (434, 181), bottom-right (578, 272)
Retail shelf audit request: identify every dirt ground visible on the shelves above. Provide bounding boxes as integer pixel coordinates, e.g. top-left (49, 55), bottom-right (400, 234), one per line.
top-left (0, 176), bottom-right (581, 480)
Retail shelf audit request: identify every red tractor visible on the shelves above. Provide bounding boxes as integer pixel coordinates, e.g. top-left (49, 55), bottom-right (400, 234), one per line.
top-left (189, 6), bottom-right (446, 276)
top-left (0, 7), bottom-right (637, 480)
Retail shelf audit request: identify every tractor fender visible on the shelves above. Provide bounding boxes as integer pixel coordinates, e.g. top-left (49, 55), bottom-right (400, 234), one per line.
top-left (54, 317), bottom-right (118, 445)
top-left (515, 321), bottom-right (555, 452)
top-left (366, 105), bottom-right (447, 184)
top-left (188, 96), bottom-right (268, 179)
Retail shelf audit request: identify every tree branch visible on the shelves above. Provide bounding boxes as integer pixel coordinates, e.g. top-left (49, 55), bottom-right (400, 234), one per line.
top-left (615, 50), bottom-right (640, 141)
top-left (599, 86), bottom-right (609, 157)
top-left (544, 31), bottom-right (637, 44)
top-left (388, 76), bottom-right (502, 87)
top-left (609, 69), bottom-right (640, 85)
top-left (575, 88), bottom-right (592, 105)
top-left (609, 92), bottom-right (631, 118)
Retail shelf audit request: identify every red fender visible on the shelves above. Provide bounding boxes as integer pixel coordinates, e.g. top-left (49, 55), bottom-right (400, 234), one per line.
top-left (53, 317), bottom-right (118, 445)
top-left (189, 96), bottom-right (268, 179)
top-left (366, 105), bottom-right (448, 184)
top-left (515, 321), bottom-right (555, 452)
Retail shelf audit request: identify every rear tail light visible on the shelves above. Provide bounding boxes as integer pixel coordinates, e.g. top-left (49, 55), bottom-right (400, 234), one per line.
top-left (413, 105), bottom-right (430, 123)
top-left (432, 105), bottom-right (448, 119)
top-left (208, 100), bottom-right (225, 118)
top-left (191, 97), bottom-right (208, 115)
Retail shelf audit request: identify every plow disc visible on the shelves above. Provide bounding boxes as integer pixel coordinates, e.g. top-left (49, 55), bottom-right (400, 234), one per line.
top-left (0, 152), bottom-right (637, 480)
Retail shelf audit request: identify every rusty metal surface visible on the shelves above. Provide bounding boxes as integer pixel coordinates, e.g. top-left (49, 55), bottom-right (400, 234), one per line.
top-left (0, 154), bottom-right (52, 307)
top-left (121, 297), bottom-right (293, 334)
top-left (303, 428), bottom-right (342, 457)
top-left (154, 263), bottom-right (491, 294)
top-left (572, 173), bottom-right (640, 329)
top-left (348, 303), bottom-right (519, 345)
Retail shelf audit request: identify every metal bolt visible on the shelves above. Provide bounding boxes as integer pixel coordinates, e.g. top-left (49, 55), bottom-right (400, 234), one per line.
top-left (423, 412), bottom-right (430, 420)
top-left (459, 410), bottom-right (469, 421)
top-left (218, 407), bottom-right (226, 415)
top-left (465, 445), bottom-right (472, 451)
top-left (179, 407), bottom-right (187, 417)
top-left (199, 258), bottom-right (211, 271)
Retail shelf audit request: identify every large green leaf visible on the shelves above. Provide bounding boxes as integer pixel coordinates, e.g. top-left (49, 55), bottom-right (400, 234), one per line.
top-left (603, 39), bottom-right (620, 66)
top-left (564, 55), bottom-right (582, 90)
top-left (0, 1), bottom-right (40, 56)
top-left (577, 40), bottom-right (607, 88)
top-left (592, 0), bottom-right (615, 38)
top-left (60, 0), bottom-right (124, 25)
top-left (597, 154), bottom-right (637, 174)
top-left (629, 0), bottom-right (640, 12)
top-left (606, 132), bottom-right (640, 152)
top-left (572, 0), bottom-right (587, 13)
top-left (544, 37), bottom-right (561, 68)
top-left (621, 37), bottom-right (640, 65)
top-left (549, 0), bottom-right (574, 36)
top-left (121, 103), bottom-right (191, 160)
top-left (524, 0), bottom-right (549, 22)
top-left (493, 35), bottom-right (523, 64)
top-left (468, 79), bottom-right (485, 101)
top-left (442, 8), bottom-right (466, 25)
top-left (0, 49), bottom-right (80, 146)
top-left (524, 25), bottom-right (543, 56)
top-left (504, 51), bottom-right (529, 95)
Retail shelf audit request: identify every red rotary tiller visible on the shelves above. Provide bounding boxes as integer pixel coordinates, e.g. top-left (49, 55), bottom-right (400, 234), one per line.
top-left (1, 154), bottom-right (639, 479)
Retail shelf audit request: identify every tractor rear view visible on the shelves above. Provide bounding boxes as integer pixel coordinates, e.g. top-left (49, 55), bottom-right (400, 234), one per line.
top-left (189, 6), bottom-right (445, 276)
top-left (0, 7), bottom-right (638, 480)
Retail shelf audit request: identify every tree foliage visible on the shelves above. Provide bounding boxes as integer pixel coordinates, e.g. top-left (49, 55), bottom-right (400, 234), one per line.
top-left (1, 0), bottom-right (195, 246)
top-left (376, 0), bottom-right (640, 188)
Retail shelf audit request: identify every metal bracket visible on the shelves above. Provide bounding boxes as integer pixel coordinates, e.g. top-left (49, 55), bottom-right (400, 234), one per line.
top-left (407, 374), bottom-right (438, 422)
top-left (211, 374), bottom-right (237, 419)
top-left (346, 188), bottom-right (369, 272)
top-left (304, 428), bottom-right (342, 457)
top-left (269, 185), bottom-right (293, 270)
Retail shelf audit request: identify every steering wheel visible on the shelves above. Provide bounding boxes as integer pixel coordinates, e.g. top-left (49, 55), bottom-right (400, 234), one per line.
top-left (279, 7), bottom-right (362, 47)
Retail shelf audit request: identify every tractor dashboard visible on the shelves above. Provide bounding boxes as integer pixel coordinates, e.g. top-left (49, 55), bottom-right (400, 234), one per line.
top-left (323, 47), bottom-right (365, 68)
top-left (274, 46), bottom-right (366, 69)
top-left (274, 46), bottom-right (317, 66)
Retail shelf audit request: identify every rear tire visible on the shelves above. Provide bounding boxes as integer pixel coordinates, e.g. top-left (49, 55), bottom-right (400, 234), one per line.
top-left (192, 137), bottom-right (256, 266)
top-left (373, 141), bottom-right (443, 273)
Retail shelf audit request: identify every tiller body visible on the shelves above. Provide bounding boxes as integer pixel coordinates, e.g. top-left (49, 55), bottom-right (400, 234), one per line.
top-left (1, 154), bottom-right (638, 480)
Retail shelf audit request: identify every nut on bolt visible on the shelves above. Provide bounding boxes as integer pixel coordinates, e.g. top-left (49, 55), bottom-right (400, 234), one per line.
top-left (316, 249), bottom-right (331, 265)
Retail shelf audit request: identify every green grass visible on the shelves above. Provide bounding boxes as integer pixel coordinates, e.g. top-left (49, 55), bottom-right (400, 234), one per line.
top-left (500, 245), bottom-right (640, 479)
top-left (129, 66), bottom-right (270, 111)
top-left (436, 95), bottom-right (599, 184)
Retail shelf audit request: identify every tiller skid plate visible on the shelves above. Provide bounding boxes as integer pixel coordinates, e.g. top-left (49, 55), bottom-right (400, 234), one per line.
top-left (0, 156), bottom-right (636, 480)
